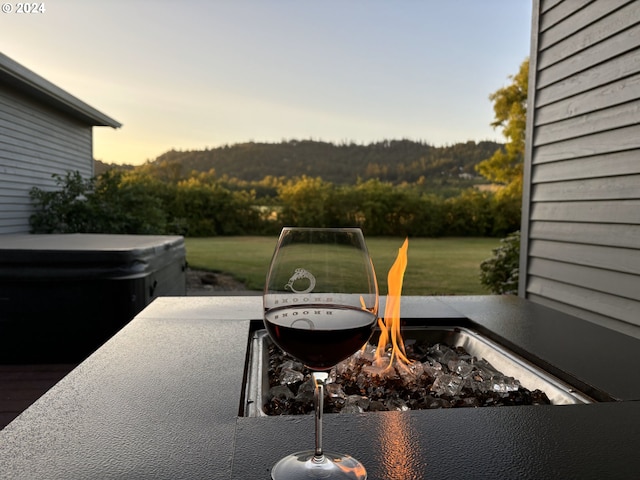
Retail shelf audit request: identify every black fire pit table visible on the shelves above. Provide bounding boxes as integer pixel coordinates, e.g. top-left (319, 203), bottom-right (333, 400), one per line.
top-left (0, 296), bottom-right (638, 479)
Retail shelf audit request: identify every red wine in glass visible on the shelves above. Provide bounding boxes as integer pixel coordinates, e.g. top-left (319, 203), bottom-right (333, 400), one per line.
top-left (263, 227), bottom-right (378, 480)
top-left (264, 305), bottom-right (376, 370)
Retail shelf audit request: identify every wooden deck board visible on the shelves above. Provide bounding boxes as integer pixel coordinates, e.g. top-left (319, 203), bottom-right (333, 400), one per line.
top-left (0, 364), bottom-right (76, 430)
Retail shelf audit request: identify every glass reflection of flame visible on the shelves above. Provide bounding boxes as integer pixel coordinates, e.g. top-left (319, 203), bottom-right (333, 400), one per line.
top-left (376, 411), bottom-right (424, 480)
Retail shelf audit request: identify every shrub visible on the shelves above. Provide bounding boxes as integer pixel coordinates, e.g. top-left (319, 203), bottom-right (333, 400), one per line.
top-left (29, 171), bottom-right (96, 233)
top-left (29, 170), bottom-right (167, 234)
top-left (479, 230), bottom-right (520, 294)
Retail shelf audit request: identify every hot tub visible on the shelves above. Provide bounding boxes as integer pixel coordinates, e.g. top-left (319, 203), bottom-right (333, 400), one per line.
top-left (0, 234), bottom-right (186, 362)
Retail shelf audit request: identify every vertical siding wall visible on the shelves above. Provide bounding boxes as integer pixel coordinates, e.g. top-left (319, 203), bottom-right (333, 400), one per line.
top-left (0, 84), bottom-right (93, 234)
top-left (522, 0), bottom-right (640, 338)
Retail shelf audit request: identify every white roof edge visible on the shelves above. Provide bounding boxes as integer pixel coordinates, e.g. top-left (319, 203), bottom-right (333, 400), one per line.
top-left (0, 52), bottom-right (122, 128)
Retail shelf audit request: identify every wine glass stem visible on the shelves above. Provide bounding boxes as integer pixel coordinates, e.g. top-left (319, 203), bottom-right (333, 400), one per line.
top-left (312, 371), bottom-right (328, 461)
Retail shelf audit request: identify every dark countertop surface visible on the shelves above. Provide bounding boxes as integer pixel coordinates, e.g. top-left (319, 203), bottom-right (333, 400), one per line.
top-left (0, 295), bottom-right (638, 479)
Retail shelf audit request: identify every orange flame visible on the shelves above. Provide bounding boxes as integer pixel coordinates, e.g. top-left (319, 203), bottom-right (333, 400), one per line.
top-left (371, 238), bottom-right (413, 373)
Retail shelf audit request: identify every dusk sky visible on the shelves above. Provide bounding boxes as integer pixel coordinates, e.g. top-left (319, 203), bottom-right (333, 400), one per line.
top-left (2, 0), bottom-right (532, 165)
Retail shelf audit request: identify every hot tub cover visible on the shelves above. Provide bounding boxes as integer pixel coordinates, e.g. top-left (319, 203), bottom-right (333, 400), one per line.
top-left (0, 233), bottom-right (185, 280)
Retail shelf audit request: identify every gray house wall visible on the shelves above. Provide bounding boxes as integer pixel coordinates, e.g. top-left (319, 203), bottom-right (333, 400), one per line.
top-left (0, 53), bottom-right (120, 234)
top-left (0, 85), bottom-right (93, 233)
top-left (521, 0), bottom-right (640, 338)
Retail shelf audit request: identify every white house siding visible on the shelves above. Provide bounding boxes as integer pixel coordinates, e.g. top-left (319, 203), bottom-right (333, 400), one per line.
top-left (0, 84), bottom-right (93, 234)
top-left (521, 0), bottom-right (640, 338)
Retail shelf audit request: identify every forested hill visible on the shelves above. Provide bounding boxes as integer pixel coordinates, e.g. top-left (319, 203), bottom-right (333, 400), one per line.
top-left (97, 139), bottom-right (503, 185)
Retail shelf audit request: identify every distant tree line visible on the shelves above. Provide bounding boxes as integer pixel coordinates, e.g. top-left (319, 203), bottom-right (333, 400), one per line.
top-left (96, 138), bottom-right (503, 189)
top-left (30, 169), bottom-right (520, 238)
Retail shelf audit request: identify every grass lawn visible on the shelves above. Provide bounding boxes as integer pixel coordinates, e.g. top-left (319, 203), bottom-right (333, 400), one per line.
top-left (184, 236), bottom-right (500, 295)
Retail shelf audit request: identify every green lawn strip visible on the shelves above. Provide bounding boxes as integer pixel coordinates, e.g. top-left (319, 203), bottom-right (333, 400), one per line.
top-left (184, 236), bottom-right (499, 295)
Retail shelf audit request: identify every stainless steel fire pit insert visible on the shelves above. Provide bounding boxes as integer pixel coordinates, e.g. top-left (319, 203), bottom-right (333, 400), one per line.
top-left (243, 326), bottom-right (593, 417)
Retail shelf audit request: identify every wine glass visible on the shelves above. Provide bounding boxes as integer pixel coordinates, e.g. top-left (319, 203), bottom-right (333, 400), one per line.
top-left (264, 227), bottom-right (379, 480)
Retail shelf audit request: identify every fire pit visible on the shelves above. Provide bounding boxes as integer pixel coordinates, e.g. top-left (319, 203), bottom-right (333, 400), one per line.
top-left (244, 325), bottom-right (592, 417)
top-left (244, 239), bottom-right (594, 418)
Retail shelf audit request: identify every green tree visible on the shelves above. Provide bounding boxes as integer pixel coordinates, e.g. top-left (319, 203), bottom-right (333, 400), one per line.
top-left (409, 193), bottom-right (446, 237)
top-left (277, 176), bottom-right (338, 227)
top-left (93, 170), bottom-right (167, 234)
top-left (476, 58), bottom-right (528, 201)
top-left (352, 179), bottom-right (401, 235)
top-left (444, 189), bottom-right (493, 236)
top-left (172, 177), bottom-right (259, 236)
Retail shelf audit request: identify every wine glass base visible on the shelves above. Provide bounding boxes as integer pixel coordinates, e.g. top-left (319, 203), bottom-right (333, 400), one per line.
top-left (271, 450), bottom-right (367, 480)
